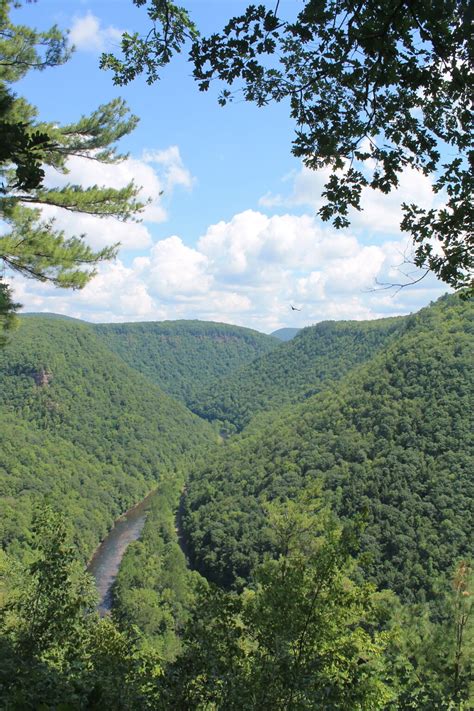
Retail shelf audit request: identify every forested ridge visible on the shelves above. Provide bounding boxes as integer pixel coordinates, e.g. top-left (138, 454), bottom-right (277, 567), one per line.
top-left (190, 315), bottom-right (406, 432)
top-left (94, 320), bottom-right (278, 405)
top-left (270, 327), bottom-right (300, 341)
top-left (1, 0), bottom-right (472, 705)
top-left (0, 316), bottom-right (216, 559)
top-left (0, 295), bottom-right (472, 708)
top-left (183, 295), bottom-right (473, 599)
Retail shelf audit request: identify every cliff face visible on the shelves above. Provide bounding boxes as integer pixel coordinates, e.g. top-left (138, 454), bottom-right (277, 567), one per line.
top-left (33, 368), bottom-right (52, 386)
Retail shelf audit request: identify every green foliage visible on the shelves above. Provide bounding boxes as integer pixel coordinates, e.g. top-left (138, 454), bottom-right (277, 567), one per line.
top-left (103, 0), bottom-right (473, 293)
top-left (0, 295), bottom-right (472, 707)
top-left (0, 507), bottom-right (163, 710)
top-left (101, 0), bottom-right (198, 86)
top-left (112, 476), bottom-right (204, 661)
top-left (0, 507), bottom-right (97, 658)
top-left (0, 2), bottom-right (144, 336)
top-left (0, 278), bottom-right (19, 346)
top-left (162, 493), bottom-right (391, 709)
top-left (190, 314), bottom-right (405, 431)
top-left (0, 316), bottom-right (215, 559)
top-left (95, 319), bottom-right (278, 405)
top-left (0, 477), bottom-right (471, 708)
top-left (182, 295), bottom-right (473, 599)
top-left (383, 562), bottom-right (473, 709)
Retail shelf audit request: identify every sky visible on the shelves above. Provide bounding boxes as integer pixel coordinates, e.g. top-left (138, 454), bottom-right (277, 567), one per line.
top-left (7, 0), bottom-right (449, 333)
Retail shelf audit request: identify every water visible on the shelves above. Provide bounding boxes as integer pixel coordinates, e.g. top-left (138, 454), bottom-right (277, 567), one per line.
top-left (87, 492), bottom-right (154, 615)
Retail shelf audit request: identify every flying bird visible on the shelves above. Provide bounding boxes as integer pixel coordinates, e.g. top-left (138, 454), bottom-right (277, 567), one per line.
top-left (290, 305), bottom-right (302, 311)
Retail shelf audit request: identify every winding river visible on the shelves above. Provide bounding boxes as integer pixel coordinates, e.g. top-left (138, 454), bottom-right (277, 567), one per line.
top-left (87, 492), bottom-right (155, 615)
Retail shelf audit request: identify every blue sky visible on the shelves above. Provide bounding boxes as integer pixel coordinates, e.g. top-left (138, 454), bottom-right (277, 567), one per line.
top-left (9, 0), bottom-right (448, 332)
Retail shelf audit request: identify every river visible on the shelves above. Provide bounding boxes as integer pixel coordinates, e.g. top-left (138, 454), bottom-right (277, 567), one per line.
top-left (87, 491), bottom-right (155, 616)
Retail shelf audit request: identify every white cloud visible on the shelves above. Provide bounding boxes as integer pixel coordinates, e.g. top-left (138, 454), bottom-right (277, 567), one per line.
top-left (35, 146), bottom-right (196, 251)
top-left (69, 13), bottom-right (122, 53)
top-left (260, 163), bottom-right (438, 238)
top-left (39, 205), bottom-right (153, 251)
top-left (146, 236), bottom-right (212, 298)
top-left (143, 146), bottom-right (195, 192)
top-left (9, 209), bottom-right (448, 333)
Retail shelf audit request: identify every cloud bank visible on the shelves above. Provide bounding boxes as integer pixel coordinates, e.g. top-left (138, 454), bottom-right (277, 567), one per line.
top-left (11, 207), bottom-right (447, 333)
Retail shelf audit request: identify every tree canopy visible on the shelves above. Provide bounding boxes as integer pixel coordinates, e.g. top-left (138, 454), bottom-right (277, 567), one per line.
top-left (103, 0), bottom-right (474, 295)
top-left (0, 0), bottom-right (145, 338)
top-left (0, 295), bottom-right (472, 708)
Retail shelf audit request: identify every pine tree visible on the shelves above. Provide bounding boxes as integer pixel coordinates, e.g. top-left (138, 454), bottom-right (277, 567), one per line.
top-left (0, 0), bottom-right (145, 340)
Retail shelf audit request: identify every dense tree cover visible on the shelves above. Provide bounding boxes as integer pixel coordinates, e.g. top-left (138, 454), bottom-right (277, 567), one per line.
top-left (1, 499), bottom-right (471, 709)
top-left (182, 295), bottom-right (473, 600)
top-left (0, 1), bottom-right (144, 336)
top-left (111, 475), bottom-right (204, 661)
top-left (0, 316), bottom-right (215, 558)
top-left (0, 507), bottom-right (165, 709)
top-left (190, 315), bottom-right (405, 432)
top-left (271, 327), bottom-right (301, 342)
top-left (0, 296), bottom-right (472, 707)
top-left (94, 319), bottom-right (278, 405)
top-left (161, 492), bottom-right (393, 710)
top-left (104, 0), bottom-right (473, 294)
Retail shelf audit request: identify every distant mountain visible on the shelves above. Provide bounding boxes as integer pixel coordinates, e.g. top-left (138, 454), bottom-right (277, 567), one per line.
top-left (270, 327), bottom-right (300, 341)
top-left (0, 317), bottom-right (214, 558)
top-left (94, 320), bottom-right (278, 405)
top-left (21, 312), bottom-right (85, 322)
top-left (182, 295), bottom-right (473, 600)
top-left (190, 314), bottom-right (406, 431)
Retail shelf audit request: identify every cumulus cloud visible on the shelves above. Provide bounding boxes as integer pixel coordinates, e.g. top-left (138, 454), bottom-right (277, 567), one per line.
top-left (259, 163), bottom-right (437, 238)
top-left (69, 13), bottom-right (122, 53)
top-left (10, 208), bottom-right (448, 333)
top-left (143, 147), bottom-right (195, 192)
top-left (145, 236), bottom-right (212, 298)
top-left (36, 146), bottom-right (195, 251)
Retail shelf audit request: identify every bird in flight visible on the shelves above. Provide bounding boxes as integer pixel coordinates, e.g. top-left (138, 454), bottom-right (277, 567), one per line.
top-left (290, 305), bottom-right (302, 311)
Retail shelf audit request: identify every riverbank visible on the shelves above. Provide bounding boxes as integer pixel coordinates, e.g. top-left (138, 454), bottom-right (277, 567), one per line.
top-left (87, 489), bottom-right (157, 615)
top-left (106, 475), bottom-right (202, 660)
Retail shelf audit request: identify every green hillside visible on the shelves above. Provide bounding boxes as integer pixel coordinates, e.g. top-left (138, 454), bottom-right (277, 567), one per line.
top-left (0, 317), bottom-right (215, 558)
top-left (182, 295), bottom-right (473, 600)
top-left (270, 327), bottom-right (300, 341)
top-left (1, 298), bottom-right (472, 709)
top-left (190, 315), bottom-right (406, 431)
top-left (94, 320), bottom-right (278, 405)
top-left (20, 312), bottom-right (85, 322)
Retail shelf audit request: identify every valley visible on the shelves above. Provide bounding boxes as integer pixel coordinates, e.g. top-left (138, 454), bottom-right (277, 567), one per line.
top-left (0, 294), bottom-right (472, 708)
top-left (1, 1), bottom-right (471, 706)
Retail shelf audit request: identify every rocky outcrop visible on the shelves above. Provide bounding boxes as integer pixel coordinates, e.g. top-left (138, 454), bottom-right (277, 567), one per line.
top-left (33, 368), bottom-right (52, 386)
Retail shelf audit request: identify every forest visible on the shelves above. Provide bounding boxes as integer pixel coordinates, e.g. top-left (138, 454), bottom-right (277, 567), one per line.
top-left (0, 294), bottom-right (472, 709)
top-left (0, 0), bottom-right (473, 708)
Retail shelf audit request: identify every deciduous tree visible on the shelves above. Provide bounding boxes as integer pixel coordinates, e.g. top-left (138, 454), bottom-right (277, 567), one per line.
top-left (103, 0), bottom-right (473, 294)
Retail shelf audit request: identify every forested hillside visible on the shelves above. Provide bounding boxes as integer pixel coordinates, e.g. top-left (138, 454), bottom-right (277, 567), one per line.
top-left (0, 297), bottom-right (472, 709)
top-left (190, 315), bottom-right (405, 431)
top-left (1, 0), bottom-right (472, 704)
top-left (182, 295), bottom-right (473, 600)
top-left (94, 320), bottom-right (278, 405)
top-left (270, 327), bottom-right (300, 341)
top-left (0, 317), bottom-right (215, 558)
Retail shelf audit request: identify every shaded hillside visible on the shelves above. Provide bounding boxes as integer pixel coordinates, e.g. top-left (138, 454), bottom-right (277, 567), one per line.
top-left (190, 315), bottom-right (406, 431)
top-left (270, 327), bottom-right (300, 341)
top-left (0, 317), bottom-right (215, 557)
top-left (94, 320), bottom-right (278, 405)
top-left (182, 295), bottom-right (473, 600)
top-left (20, 312), bottom-right (85, 322)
